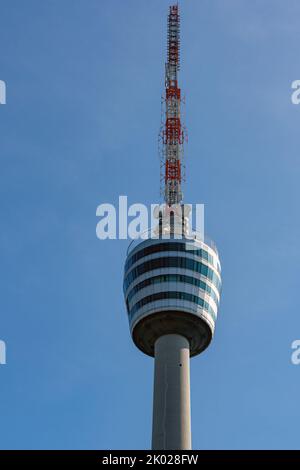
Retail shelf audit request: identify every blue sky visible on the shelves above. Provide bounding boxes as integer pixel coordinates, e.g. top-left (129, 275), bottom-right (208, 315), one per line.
top-left (1, 0), bottom-right (300, 450)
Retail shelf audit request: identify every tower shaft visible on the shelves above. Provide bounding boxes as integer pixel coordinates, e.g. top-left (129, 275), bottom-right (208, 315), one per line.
top-left (152, 334), bottom-right (192, 450)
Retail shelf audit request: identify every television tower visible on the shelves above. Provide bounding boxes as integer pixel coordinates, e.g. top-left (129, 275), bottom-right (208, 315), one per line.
top-left (123, 4), bottom-right (222, 450)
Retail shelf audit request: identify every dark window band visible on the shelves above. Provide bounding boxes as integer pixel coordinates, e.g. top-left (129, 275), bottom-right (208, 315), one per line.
top-left (128, 291), bottom-right (216, 321)
top-left (124, 257), bottom-right (221, 293)
top-left (125, 242), bottom-right (220, 274)
top-left (126, 273), bottom-right (219, 307)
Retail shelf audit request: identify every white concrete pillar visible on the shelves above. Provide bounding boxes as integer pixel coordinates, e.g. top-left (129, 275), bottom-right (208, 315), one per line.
top-left (152, 334), bottom-right (191, 450)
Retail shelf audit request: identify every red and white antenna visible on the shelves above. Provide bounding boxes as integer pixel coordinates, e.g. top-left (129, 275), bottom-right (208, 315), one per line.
top-left (160, 3), bottom-right (187, 207)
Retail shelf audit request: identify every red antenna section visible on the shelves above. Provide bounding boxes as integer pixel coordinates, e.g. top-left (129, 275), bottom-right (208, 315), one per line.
top-left (160, 4), bottom-right (187, 206)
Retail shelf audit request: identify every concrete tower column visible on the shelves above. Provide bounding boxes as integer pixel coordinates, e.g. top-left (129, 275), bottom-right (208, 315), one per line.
top-left (152, 334), bottom-right (191, 450)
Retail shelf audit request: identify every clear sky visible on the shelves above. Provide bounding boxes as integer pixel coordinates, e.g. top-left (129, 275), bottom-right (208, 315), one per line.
top-left (0, 0), bottom-right (300, 450)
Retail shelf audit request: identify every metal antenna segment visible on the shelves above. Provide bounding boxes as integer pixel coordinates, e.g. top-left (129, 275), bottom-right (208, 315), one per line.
top-left (161, 4), bottom-right (186, 206)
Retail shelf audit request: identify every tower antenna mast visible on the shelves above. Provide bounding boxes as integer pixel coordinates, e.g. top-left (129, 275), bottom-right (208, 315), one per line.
top-left (162, 3), bottom-right (186, 206)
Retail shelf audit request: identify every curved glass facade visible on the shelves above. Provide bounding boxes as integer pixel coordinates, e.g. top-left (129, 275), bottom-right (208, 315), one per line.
top-left (128, 291), bottom-right (216, 321)
top-left (125, 241), bottom-right (221, 274)
top-left (124, 256), bottom-right (221, 293)
top-left (123, 238), bottom-right (222, 353)
top-left (125, 273), bottom-right (219, 307)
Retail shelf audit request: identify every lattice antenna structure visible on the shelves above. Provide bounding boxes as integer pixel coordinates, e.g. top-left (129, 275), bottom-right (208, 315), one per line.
top-left (159, 4), bottom-right (187, 206)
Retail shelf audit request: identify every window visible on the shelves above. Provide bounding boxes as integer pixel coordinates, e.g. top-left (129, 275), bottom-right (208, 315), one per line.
top-left (125, 242), bottom-right (221, 274)
top-left (124, 257), bottom-right (222, 293)
top-left (126, 273), bottom-right (219, 306)
top-left (128, 291), bottom-right (216, 321)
